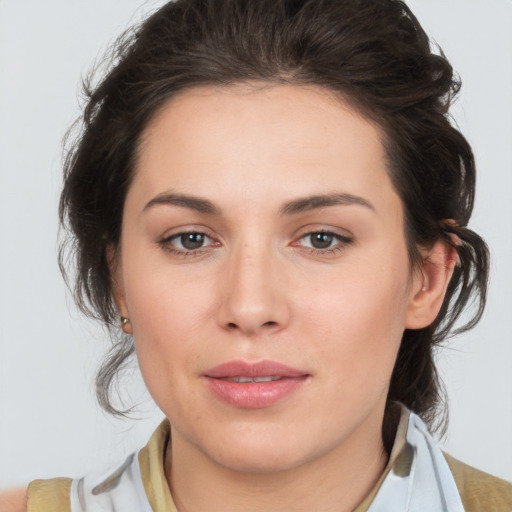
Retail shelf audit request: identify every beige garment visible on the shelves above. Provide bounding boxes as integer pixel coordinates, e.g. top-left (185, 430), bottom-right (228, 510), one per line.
top-left (26, 414), bottom-right (512, 512)
top-left (26, 478), bottom-right (72, 512)
top-left (138, 421), bottom-right (177, 512)
top-left (444, 453), bottom-right (512, 512)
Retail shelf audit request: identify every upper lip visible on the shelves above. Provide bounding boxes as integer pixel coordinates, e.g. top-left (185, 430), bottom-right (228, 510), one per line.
top-left (204, 360), bottom-right (308, 378)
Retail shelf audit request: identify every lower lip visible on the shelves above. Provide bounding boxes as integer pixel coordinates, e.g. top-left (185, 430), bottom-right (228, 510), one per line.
top-left (204, 376), bottom-right (308, 408)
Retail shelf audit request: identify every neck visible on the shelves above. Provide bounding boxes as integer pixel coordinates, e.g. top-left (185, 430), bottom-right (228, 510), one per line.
top-left (165, 412), bottom-right (391, 512)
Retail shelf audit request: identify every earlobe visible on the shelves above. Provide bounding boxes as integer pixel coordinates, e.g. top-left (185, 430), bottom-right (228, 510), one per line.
top-left (120, 315), bottom-right (132, 334)
top-left (107, 244), bottom-right (133, 335)
top-left (405, 238), bottom-right (458, 330)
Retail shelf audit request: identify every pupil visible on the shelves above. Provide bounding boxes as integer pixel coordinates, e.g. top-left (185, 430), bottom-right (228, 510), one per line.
top-left (311, 233), bottom-right (333, 249)
top-left (181, 233), bottom-right (204, 250)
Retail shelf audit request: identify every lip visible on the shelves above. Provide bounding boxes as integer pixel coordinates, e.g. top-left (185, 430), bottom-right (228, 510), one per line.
top-left (203, 360), bottom-right (310, 409)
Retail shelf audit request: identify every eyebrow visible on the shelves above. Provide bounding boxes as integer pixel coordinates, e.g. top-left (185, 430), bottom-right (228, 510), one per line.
top-left (143, 193), bottom-right (221, 215)
top-left (143, 191), bottom-right (374, 216)
top-left (280, 193), bottom-right (375, 215)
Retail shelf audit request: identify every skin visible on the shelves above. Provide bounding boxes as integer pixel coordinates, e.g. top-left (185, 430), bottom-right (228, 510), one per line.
top-left (0, 488), bottom-right (27, 512)
top-left (113, 84), bottom-right (455, 512)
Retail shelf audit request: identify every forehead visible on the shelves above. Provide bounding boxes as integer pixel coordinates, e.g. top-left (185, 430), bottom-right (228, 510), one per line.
top-left (131, 83), bottom-right (399, 215)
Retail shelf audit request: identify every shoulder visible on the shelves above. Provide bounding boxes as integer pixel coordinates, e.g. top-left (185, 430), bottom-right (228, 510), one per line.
top-left (444, 452), bottom-right (512, 512)
top-left (0, 487), bottom-right (27, 512)
top-left (26, 478), bottom-right (72, 512)
top-left (18, 421), bottom-right (169, 512)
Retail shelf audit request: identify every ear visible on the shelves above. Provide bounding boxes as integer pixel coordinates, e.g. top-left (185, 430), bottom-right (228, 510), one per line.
top-left (405, 237), bottom-right (459, 330)
top-left (107, 244), bottom-right (133, 335)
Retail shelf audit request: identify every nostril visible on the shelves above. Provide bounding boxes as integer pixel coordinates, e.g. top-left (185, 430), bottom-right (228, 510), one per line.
top-left (226, 320), bottom-right (277, 331)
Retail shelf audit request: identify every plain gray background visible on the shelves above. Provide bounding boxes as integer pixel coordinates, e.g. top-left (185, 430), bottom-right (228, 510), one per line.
top-left (1, 0), bottom-right (511, 488)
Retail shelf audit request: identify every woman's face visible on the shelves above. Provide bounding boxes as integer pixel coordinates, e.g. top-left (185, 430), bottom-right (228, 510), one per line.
top-left (115, 84), bottom-right (426, 473)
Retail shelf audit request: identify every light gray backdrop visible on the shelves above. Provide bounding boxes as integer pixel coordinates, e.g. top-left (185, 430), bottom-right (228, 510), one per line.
top-left (1, 0), bottom-right (511, 488)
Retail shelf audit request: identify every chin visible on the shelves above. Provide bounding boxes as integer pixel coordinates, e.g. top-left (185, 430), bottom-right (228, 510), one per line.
top-left (196, 422), bottom-right (332, 475)
top-left (211, 443), bottom-right (308, 474)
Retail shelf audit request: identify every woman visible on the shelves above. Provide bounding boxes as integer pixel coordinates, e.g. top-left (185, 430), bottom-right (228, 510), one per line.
top-left (5, 0), bottom-right (512, 510)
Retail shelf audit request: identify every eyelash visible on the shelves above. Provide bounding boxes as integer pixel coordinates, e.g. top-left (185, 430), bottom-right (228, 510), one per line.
top-left (295, 230), bottom-right (353, 254)
top-left (159, 231), bottom-right (218, 257)
top-left (158, 230), bottom-right (353, 257)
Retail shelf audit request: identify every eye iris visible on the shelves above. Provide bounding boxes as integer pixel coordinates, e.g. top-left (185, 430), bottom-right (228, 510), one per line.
top-left (310, 233), bottom-right (334, 249)
top-left (180, 233), bottom-right (205, 250)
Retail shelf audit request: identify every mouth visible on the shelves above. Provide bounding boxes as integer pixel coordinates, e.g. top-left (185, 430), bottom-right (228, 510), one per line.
top-left (219, 376), bottom-right (284, 383)
top-left (203, 360), bottom-right (310, 409)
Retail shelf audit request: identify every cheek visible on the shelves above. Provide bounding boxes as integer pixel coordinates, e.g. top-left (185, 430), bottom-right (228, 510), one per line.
top-left (298, 252), bottom-right (411, 381)
top-left (128, 284), bottom-right (207, 421)
top-left (120, 257), bottom-right (213, 388)
top-left (123, 240), bottom-right (214, 331)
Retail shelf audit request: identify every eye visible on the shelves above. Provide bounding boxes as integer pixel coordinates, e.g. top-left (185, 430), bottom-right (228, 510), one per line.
top-left (295, 230), bottom-right (353, 254)
top-left (159, 231), bottom-right (218, 255)
top-left (304, 232), bottom-right (338, 249)
top-left (174, 232), bottom-right (209, 250)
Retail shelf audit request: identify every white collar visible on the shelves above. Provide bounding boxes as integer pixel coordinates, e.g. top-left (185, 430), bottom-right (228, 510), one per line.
top-left (367, 411), bottom-right (465, 511)
top-left (70, 408), bottom-right (465, 512)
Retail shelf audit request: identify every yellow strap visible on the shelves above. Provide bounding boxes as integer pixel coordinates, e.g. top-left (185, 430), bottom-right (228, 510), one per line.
top-left (26, 478), bottom-right (72, 512)
top-left (138, 420), bottom-right (178, 512)
top-left (444, 453), bottom-right (512, 512)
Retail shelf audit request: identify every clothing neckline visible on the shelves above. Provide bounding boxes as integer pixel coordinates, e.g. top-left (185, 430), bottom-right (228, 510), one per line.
top-left (138, 406), bottom-right (411, 512)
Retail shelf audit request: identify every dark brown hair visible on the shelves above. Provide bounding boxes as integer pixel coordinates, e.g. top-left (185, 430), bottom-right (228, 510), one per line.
top-left (59, 0), bottom-right (489, 435)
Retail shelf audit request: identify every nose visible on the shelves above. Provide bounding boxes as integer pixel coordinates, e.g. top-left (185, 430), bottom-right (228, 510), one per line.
top-left (217, 242), bottom-right (290, 337)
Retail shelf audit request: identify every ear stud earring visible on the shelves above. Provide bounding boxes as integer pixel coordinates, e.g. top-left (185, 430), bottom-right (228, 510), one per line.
top-left (120, 316), bottom-right (130, 327)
